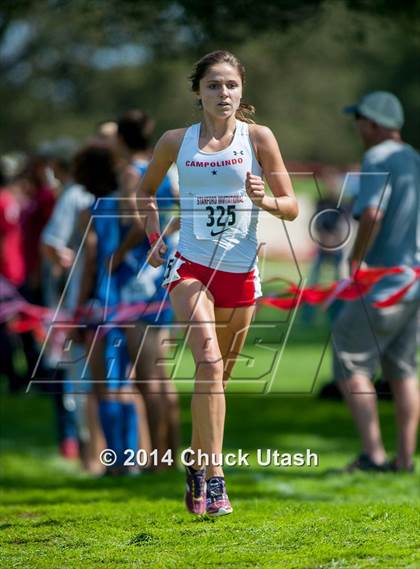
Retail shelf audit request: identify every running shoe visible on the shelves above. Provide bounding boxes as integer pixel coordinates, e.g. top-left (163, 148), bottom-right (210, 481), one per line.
top-left (206, 476), bottom-right (233, 517)
top-left (185, 464), bottom-right (207, 515)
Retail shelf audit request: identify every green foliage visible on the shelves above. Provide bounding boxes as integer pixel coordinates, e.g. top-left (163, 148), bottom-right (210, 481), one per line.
top-left (0, 1), bottom-right (419, 161)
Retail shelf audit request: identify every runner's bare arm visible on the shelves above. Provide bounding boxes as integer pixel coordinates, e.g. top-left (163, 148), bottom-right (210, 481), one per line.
top-left (111, 132), bottom-right (184, 268)
top-left (247, 125), bottom-right (298, 221)
top-left (139, 129), bottom-right (185, 266)
top-left (139, 129), bottom-right (184, 233)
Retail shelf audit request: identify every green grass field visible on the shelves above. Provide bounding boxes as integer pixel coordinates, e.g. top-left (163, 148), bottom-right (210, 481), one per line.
top-left (1, 317), bottom-right (419, 568)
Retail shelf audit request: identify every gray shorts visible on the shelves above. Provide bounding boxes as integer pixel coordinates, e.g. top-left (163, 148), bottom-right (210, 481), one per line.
top-left (332, 299), bottom-right (419, 381)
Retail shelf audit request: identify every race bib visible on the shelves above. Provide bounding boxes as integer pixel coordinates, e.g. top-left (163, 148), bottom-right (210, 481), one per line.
top-left (162, 255), bottom-right (185, 288)
top-left (193, 193), bottom-right (252, 240)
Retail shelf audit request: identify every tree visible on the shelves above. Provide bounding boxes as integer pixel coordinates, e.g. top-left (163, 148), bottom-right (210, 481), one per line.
top-left (0, 1), bottom-right (419, 158)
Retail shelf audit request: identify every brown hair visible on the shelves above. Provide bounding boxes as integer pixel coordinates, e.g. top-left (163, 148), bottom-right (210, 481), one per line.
top-left (73, 143), bottom-right (118, 197)
top-left (189, 50), bottom-right (255, 124)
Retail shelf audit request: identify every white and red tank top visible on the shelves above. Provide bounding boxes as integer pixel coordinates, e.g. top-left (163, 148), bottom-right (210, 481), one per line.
top-left (176, 119), bottom-right (263, 273)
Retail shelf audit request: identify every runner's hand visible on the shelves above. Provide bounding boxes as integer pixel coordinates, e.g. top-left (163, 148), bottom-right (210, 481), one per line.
top-left (147, 239), bottom-right (167, 267)
top-left (245, 171), bottom-right (265, 207)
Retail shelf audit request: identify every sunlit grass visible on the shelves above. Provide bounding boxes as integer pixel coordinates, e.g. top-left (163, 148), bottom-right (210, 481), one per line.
top-left (1, 346), bottom-right (419, 568)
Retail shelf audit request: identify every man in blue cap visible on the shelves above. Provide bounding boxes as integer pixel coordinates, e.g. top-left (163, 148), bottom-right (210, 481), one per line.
top-left (333, 91), bottom-right (420, 472)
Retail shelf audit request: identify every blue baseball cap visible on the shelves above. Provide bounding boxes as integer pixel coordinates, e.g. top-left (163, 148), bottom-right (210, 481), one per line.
top-left (343, 91), bottom-right (404, 129)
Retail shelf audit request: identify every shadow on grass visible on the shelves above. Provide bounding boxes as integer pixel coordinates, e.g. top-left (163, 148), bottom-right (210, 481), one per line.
top-left (0, 392), bottom-right (399, 508)
top-left (0, 466), bottom-right (343, 506)
top-left (2, 393), bottom-right (392, 453)
top-left (4, 465), bottom-right (405, 507)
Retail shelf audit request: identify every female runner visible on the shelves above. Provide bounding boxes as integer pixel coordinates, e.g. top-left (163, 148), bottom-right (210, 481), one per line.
top-left (140, 50), bottom-right (298, 516)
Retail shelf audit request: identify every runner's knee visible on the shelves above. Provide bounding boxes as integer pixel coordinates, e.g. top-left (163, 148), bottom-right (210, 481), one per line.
top-left (195, 356), bottom-right (224, 385)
